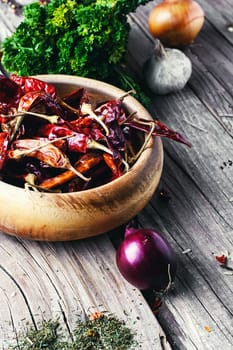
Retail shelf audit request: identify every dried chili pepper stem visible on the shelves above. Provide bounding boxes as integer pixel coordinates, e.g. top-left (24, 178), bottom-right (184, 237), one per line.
top-left (87, 139), bottom-right (113, 155)
top-left (119, 89), bottom-right (136, 101)
top-left (87, 139), bottom-right (129, 173)
top-left (57, 96), bottom-right (80, 116)
top-left (10, 115), bottom-right (24, 141)
top-left (81, 103), bottom-right (110, 136)
top-left (119, 111), bottom-right (137, 126)
top-left (5, 111), bottom-right (59, 142)
top-left (129, 120), bottom-right (155, 163)
top-left (25, 173), bottom-right (37, 187)
top-left (26, 337), bottom-right (34, 345)
top-left (24, 173), bottom-right (60, 192)
top-left (16, 110), bottom-right (60, 124)
top-left (65, 163), bottom-right (91, 182)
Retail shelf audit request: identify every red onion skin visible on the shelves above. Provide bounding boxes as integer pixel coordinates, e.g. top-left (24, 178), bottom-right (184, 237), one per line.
top-left (116, 228), bottom-right (177, 291)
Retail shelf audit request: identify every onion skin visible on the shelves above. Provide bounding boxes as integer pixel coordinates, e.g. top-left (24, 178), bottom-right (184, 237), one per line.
top-left (116, 227), bottom-right (177, 292)
top-left (148, 0), bottom-right (205, 47)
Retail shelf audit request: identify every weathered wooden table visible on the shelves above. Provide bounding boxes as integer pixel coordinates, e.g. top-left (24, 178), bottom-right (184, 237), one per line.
top-left (0, 1), bottom-right (233, 349)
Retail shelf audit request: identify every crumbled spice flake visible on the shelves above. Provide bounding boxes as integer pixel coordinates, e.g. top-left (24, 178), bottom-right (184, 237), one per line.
top-left (213, 251), bottom-right (233, 274)
top-left (8, 312), bottom-right (137, 350)
top-left (215, 254), bottom-right (227, 266)
top-left (204, 325), bottom-right (212, 333)
top-left (159, 188), bottom-right (171, 200)
top-left (89, 311), bottom-right (103, 320)
top-left (220, 159), bottom-right (232, 170)
top-left (151, 297), bottom-right (163, 315)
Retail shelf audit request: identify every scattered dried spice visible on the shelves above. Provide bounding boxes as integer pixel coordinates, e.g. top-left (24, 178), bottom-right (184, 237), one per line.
top-left (204, 325), bottom-right (212, 333)
top-left (220, 159), bottom-right (232, 170)
top-left (150, 297), bottom-right (163, 316)
top-left (73, 312), bottom-right (137, 349)
top-left (213, 251), bottom-right (233, 275)
top-left (158, 188), bottom-right (171, 201)
top-left (9, 319), bottom-right (63, 350)
top-left (8, 312), bottom-right (137, 350)
top-left (215, 254), bottom-right (227, 266)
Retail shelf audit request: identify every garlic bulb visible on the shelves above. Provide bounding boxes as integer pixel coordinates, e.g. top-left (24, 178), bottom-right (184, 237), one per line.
top-left (143, 41), bottom-right (192, 95)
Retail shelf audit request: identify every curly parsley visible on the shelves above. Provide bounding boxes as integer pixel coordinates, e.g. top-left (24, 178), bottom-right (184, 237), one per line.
top-left (1, 0), bottom-right (150, 105)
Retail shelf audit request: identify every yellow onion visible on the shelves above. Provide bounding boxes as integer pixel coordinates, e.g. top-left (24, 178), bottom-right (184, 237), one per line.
top-left (148, 0), bottom-right (205, 47)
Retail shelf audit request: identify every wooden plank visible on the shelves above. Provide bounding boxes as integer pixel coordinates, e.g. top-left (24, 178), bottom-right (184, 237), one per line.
top-left (0, 3), bottom-right (22, 42)
top-left (0, 232), bottom-right (165, 349)
top-left (1, 1), bottom-right (233, 349)
top-left (126, 2), bottom-right (233, 349)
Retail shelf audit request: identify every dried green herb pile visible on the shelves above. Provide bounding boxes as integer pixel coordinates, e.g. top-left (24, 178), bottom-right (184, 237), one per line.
top-left (9, 312), bottom-right (137, 349)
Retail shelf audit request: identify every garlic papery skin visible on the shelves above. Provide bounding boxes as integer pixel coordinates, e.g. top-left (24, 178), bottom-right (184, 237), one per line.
top-left (143, 41), bottom-right (192, 95)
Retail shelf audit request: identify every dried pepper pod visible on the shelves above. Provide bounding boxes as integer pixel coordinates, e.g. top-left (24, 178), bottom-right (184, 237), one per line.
top-left (0, 132), bottom-right (10, 170)
top-left (38, 152), bottom-right (103, 190)
top-left (124, 117), bottom-right (192, 147)
top-left (0, 76), bottom-right (22, 111)
top-left (10, 74), bottom-right (56, 97)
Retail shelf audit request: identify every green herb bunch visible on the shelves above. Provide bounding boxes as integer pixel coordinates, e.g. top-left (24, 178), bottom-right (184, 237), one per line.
top-left (1, 0), bottom-right (150, 104)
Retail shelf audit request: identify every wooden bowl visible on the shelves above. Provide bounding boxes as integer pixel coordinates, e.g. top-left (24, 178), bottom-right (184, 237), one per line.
top-left (0, 75), bottom-right (163, 241)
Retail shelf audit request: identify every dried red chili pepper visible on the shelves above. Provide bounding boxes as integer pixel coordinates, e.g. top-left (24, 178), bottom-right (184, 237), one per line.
top-left (0, 132), bottom-right (10, 170)
top-left (70, 116), bottom-right (104, 142)
top-left (38, 124), bottom-right (89, 153)
top-left (103, 152), bottom-right (122, 179)
top-left (125, 118), bottom-right (192, 147)
top-left (0, 76), bottom-right (22, 111)
top-left (95, 97), bottom-right (126, 124)
top-left (10, 74), bottom-right (56, 98)
top-left (38, 152), bottom-right (102, 190)
top-left (18, 90), bottom-right (63, 117)
top-left (38, 124), bottom-right (73, 139)
top-left (95, 99), bottom-right (128, 156)
top-left (67, 133), bottom-right (90, 153)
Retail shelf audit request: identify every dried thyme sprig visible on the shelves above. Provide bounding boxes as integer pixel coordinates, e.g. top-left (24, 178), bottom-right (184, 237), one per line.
top-left (73, 312), bottom-right (137, 349)
top-left (9, 319), bottom-right (67, 350)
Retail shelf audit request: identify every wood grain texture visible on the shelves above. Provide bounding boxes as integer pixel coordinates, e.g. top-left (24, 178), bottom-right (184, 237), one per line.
top-left (1, 1), bottom-right (233, 349)
top-left (0, 233), bottom-right (165, 349)
top-left (127, 1), bottom-right (233, 349)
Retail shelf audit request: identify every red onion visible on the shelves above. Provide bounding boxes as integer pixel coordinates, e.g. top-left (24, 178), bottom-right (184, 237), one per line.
top-left (116, 225), bottom-right (177, 292)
